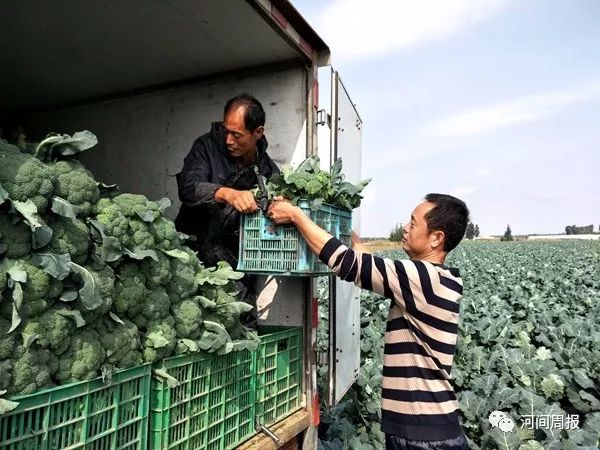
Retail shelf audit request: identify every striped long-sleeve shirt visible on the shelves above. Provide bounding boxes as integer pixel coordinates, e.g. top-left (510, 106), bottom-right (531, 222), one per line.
top-left (319, 237), bottom-right (464, 441)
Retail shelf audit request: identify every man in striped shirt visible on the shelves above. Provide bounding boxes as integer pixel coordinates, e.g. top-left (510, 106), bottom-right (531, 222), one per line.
top-left (268, 193), bottom-right (470, 450)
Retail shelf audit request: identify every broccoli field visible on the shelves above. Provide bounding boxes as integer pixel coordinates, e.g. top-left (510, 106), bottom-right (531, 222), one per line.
top-left (317, 240), bottom-right (600, 450)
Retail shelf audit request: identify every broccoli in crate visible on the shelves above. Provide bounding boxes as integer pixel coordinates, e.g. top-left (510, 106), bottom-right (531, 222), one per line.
top-left (239, 155), bottom-right (370, 275)
top-left (0, 130), bottom-right (260, 411)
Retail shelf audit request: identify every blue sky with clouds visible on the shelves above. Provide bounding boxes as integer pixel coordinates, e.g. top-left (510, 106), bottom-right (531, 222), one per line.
top-left (293, 0), bottom-right (600, 237)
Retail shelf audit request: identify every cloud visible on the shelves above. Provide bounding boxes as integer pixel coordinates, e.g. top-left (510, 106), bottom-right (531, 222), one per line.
top-left (451, 186), bottom-right (477, 196)
top-left (428, 80), bottom-right (600, 136)
top-left (313, 0), bottom-right (506, 63)
top-left (477, 169), bottom-right (490, 176)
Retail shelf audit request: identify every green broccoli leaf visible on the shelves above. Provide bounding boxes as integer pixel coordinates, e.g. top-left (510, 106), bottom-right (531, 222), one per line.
top-left (12, 200), bottom-right (53, 249)
top-left (60, 289), bottom-right (78, 302)
top-left (161, 249), bottom-right (190, 262)
top-left (50, 196), bottom-right (80, 219)
top-left (0, 183), bottom-right (10, 206)
top-left (197, 261), bottom-right (244, 286)
top-left (146, 332), bottom-right (170, 349)
top-left (0, 259), bottom-right (27, 284)
top-left (0, 395), bottom-right (19, 414)
top-left (69, 263), bottom-right (103, 310)
top-left (31, 253), bottom-right (72, 280)
top-left (109, 312), bottom-right (125, 325)
top-left (156, 198), bottom-right (171, 214)
top-left (153, 368), bottom-right (180, 388)
top-left (9, 283), bottom-right (23, 333)
top-left (123, 247), bottom-right (158, 261)
top-left (22, 333), bottom-right (38, 349)
top-left (36, 130), bottom-right (98, 160)
top-left (55, 308), bottom-right (86, 328)
top-left (88, 219), bottom-right (123, 263)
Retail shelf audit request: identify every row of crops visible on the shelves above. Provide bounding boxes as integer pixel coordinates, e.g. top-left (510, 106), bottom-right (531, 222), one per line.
top-left (317, 240), bottom-right (600, 450)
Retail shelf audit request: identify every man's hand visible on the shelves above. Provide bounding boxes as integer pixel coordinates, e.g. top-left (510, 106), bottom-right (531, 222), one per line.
top-left (267, 197), bottom-right (300, 224)
top-left (215, 187), bottom-right (259, 213)
top-left (351, 231), bottom-right (370, 253)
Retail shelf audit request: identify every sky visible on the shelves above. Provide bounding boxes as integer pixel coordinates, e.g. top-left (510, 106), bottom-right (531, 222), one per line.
top-left (292, 0), bottom-right (600, 237)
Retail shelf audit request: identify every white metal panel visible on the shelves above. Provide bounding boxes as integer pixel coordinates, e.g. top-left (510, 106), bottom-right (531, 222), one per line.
top-left (25, 65), bottom-right (308, 327)
top-left (329, 71), bottom-right (362, 406)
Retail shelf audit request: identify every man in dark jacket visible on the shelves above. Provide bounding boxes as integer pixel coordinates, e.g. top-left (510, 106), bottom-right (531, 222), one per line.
top-left (175, 93), bottom-right (280, 327)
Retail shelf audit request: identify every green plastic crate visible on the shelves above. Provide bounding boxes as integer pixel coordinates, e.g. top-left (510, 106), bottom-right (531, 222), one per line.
top-left (150, 350), bottom-right (255, 450)
top-left (255, 327), bottom-right (303, 427)
top-left (237, 200), bottom-right (352, 276)
top-left (0, 364), bottom-right (151, 450)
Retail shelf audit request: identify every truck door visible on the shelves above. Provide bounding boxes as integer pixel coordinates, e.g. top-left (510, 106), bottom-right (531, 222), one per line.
top-left (318, 68), bottom-right (363, 406)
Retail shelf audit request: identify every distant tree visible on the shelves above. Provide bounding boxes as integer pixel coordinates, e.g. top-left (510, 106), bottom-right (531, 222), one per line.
top-left (566, 224), bottom-right (595, 235)
top-left (474, 224), bottom-right (480, 238)
top-left (389, 223), bottom-right (404, 242)
top-left (465, 222), bottom-right (476, 240)
top-left (501, 224), bottom-right (513, 242)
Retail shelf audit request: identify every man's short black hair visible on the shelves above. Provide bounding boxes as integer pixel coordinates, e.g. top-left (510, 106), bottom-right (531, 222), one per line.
top-left (224, 93), bottom-right (265, 131)
top-left (423, 193), bottom-right (470, 252)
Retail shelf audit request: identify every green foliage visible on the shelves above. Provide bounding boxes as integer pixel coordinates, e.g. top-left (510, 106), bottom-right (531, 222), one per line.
top-left (465, 222), bottom-right (476, 239)
top-left (318, 240), bottom-right (600, 449)
top-left (0, 139), bottom-right (56, 211)
top-left (0, 213), bottom-right (32, 258)
top-left (7, 344), bottom-right (58, 396)
top-left (56, 328), bottom-right (106, 383)
top-left (262, 155), bottom-right (370, 211)
top-left (501, 224), bottom-right (514, 241)
top-left (46, 216), bottom-right (90, 264)
top-left (0, 130), bottom-right (259, 400)
top-left (388, 223), bottom-right (404, 242)
top-left (51, 161), bottom-right (100, 216)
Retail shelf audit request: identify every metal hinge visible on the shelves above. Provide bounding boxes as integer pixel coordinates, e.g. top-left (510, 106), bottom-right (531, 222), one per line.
top-left (316, 109), bottom-right (331, 127)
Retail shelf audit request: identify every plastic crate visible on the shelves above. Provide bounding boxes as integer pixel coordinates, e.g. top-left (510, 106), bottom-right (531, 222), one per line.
top-left (0, 364), bottom-right (151, 450)
top-left (149, 350), bottom-right (255, 450)
top-left (255, 327), bottom-right (303, 427)
top-left (237, 200), bottom-right (352, 275)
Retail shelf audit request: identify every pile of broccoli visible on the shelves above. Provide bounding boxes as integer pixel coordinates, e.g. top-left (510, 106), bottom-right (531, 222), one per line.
top-left (0, 132), bottom-right (258, 400)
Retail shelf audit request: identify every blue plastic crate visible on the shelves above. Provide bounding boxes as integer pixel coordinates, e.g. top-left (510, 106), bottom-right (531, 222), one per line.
top-left (237, 200), bottom-right (352, 276)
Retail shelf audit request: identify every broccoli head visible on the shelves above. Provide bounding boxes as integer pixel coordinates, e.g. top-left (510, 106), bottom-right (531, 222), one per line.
top-left (95, 318), bottom-right (142, 369)
top-left (0, 214), bottom-right (32, 258)
top-left (21, 307), bottom-right (75, 355)
top-left (76, 265), bottom-right (115, 322)
top-left (166, 252), bottom-right (200, 302)
top-left (0, 140), bottom-right (56, 211)
top-left (114, 263), bottom-right (147, 316)
top-left (142, 317), bottom-right (176, 363)
top-left (96, 201), bottom-right (129, 240)
top-left (112, 193), bottom-right (159, 219)
top-left (140, 252), bottom-right (171, 288)
top-left (150, 217), bottom-right (180, 250)
top-left (0, 317), bottom-right (16, 359)
top-left (51, 161), bottom-right (100, 216)
top-left (56, 328), bottom-right (106, 383)
top-left (173, 298), bottom-right (203, 339)
top-left (125, 220), bottom-right (155, 250)
top-left (21, 259), bottom-right (52, 317)
top-left (46, 216), bottom-right (90, 264)
top-left (8, 344), bottom-right (58, 396)
top-left (130, 288), bottom-right (171, 330)
top-left (0, 269), bottom-right (6, 294)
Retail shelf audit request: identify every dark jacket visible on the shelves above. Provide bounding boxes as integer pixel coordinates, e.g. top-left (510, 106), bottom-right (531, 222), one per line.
top-left (175, 122), bottom-right (280, 266)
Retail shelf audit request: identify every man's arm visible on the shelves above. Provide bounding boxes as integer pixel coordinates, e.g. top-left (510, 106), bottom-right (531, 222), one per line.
top-left (178, 140), bottom-right (258, 213)
top-left (268, 200), bottom-right (411, 306)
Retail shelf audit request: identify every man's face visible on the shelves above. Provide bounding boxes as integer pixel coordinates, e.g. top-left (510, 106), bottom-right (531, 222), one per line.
top-left (401, 201), bottom-right (441, 258)
top-left (223, 106), bottom-right (264, 161)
